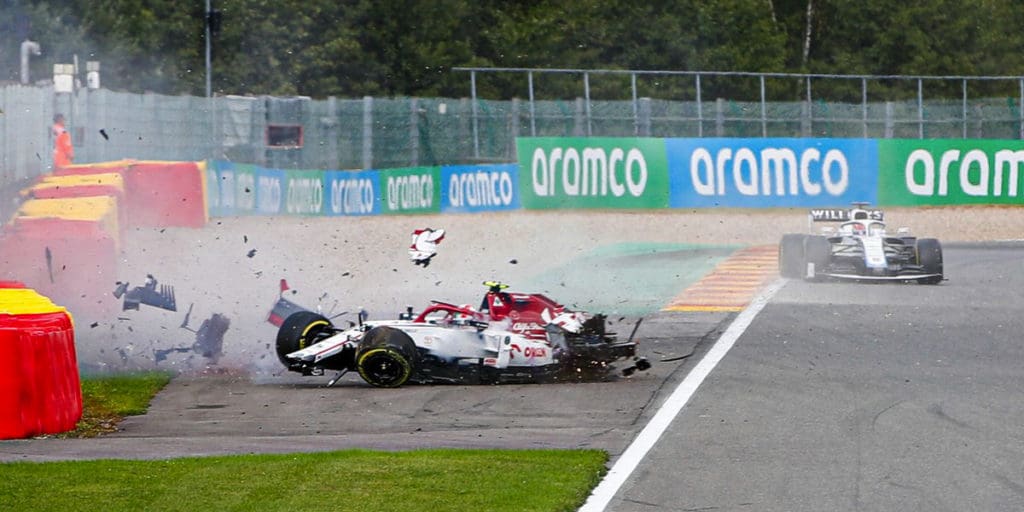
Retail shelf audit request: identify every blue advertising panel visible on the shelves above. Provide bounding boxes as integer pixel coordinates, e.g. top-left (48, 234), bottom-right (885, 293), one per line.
top-left (254, 167), bottom-right (287, 215)
top-left (205, 160), bottom-right (225, 217)
top-left (440, 163), bottom-right (520, 213)
top-left (323, 170), bottom-right (382, 216)
top-left (666, 138), bottom-right (879, 208)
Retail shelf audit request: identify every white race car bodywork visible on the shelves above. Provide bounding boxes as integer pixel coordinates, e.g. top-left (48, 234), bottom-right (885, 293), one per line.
top-left (287, 320), bottom-right (556, 371)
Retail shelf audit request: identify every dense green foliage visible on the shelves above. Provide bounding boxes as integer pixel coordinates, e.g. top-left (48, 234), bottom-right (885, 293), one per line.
top-left (2, 0), bottom-right (1023, 99)
top-left (0, 449), bottom-right (607, 512)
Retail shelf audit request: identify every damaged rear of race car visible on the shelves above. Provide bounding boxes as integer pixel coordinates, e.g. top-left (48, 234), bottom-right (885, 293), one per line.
top-left (778, 204), bottom-right (944, 284)
top-left (273, 281), bottom-right (649, 387)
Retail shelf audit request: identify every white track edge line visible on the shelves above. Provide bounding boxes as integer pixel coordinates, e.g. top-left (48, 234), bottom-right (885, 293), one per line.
top-left (578, 278), bottom-right (786, 512)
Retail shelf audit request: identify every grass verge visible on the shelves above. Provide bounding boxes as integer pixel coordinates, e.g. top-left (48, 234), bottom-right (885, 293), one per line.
top-left (61, 371), bottom-right (173, 438)
top-left (0, 448), bottom-right (607, 512)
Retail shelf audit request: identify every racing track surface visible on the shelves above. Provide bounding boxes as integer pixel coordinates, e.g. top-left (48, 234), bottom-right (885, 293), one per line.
top-left (608, 243), bottom-right (1024, 511)
top-left (3, 208), bottom-right (1024, 511)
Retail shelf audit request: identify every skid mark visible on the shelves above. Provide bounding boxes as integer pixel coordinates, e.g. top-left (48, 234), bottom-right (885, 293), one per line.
top-left (662, 245), bottom-right (778, 312)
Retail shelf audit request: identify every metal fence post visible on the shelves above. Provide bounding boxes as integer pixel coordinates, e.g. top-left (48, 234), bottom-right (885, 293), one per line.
top-left (760, 74), bottom-right (767, 137)
top-left (806, 77), bottom-right (813, 136)
top-left (362, 95), bottom-right (373, 170)
top-left (410, 97), bottom-right (420, 166)
top-left (696, 74), bottom-right (703, 137)
top-left (917, 78), bottom-right (924, 139)
top-left (471, 70), bottom-right (479, 158)
top-left (510, 97), bottom-right (520, 160)
top-left (631, 72), bottom-right (638, 136)
top-left (528, 71), bottom-right (536, 136)
top-left (583, 72), bottom-right (592, 136)
top-left (862, 78), bottom-right (868, 138)
top-left (326, 96), bottom-right (338, 169)
top-left (715, 98), bottom-right (725, 136)
top-left (961, 79), bottom-right (967, 139)
top-left (885, 101), bottom-right (894, 139)
top-left (638, 97), bottom-right (651, 137)
top-left (574, 97), bottom-right (585, 136)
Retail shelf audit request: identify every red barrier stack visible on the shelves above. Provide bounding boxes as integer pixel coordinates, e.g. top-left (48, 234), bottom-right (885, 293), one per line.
top-left (55, 160), bottom-right (207, 228)
top-left (0, 282), bottom-right (81, 439)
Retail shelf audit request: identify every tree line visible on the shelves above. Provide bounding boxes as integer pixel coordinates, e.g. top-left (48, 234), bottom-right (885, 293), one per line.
top-left (2, 0), bottom-right (1023, 101)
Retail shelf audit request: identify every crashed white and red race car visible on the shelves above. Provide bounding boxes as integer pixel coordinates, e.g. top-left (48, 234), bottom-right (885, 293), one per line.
top-left (273, 281), bottom-right (649, 387)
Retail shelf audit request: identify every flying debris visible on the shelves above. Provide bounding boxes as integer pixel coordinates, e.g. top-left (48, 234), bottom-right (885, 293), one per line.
top-left (113, 274), bottom-right (177, 312)
top-left (156, 309), bottom-right (230, 365)
top-left (409, 227), bottom-right (445, 267)
top-left (266, 279), bottom-right (306, 327)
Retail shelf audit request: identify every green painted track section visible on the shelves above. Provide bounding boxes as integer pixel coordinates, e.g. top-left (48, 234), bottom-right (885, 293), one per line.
top-left (523, 242), bottom-right (740, 316)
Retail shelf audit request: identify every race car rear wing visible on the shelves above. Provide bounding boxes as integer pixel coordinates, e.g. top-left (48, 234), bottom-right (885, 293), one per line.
top-left (806, 206), bottom-right (884, 232)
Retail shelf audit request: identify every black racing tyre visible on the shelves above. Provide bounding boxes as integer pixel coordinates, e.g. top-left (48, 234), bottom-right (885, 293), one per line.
top-left (803, 235), bottom-right (832, 281)
top-left (356, 326), bottom-right (418, 388)
top-left (915, 238), bottom-right (943, 284)
top-left (276, 311), bottom-right (333, 365)
top-left (779, 234), bottom-right (807, 278)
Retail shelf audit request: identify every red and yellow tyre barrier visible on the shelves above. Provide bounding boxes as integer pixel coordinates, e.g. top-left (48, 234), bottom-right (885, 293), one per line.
top-left (0, 282), bottom-right (81, 439)
top-left (663, 245), bottom-right (778, 312)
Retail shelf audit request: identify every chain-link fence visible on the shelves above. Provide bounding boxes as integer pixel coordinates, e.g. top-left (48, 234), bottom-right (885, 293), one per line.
top-left (3, 68), bottom-right (1024, 187)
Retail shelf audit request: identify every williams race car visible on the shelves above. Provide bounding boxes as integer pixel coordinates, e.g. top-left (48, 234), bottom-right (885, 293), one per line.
top-left (275, 281), bottom-right (649, 387)
top-left (778, 204), bottom-right (943, 284)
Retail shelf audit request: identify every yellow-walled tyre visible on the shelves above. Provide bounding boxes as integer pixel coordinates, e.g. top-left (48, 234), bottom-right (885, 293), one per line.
top-left (276, 311), bottom-right (332, 365)
top-left (356, 326), bottom-right (418, 388)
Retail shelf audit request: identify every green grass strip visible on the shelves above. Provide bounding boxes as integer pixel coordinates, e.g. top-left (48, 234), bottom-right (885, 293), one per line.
top-left (0, 449), bottom-right (607, 512)
top-left (68, 371), bottom-right (172, 437)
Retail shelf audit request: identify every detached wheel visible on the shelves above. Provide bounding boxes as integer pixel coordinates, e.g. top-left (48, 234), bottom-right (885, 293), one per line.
top-left (356, 326), bottom-right (418, 388)
top-left (276, 311), bottom-right (332, 365)
top-left (916, 238), bottom-right (943, 284)
top-left (779, 234), bottom-right (807, 278)
top-left (803, 236), bottom-right (832, 281)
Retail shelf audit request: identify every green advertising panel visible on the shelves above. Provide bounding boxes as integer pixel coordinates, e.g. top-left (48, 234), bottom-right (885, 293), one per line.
top-left (879, 139), bottom-right (1024, 206)
top-left (516, 137), bottom-right (669, 209)
top-left (380, 166), bottom-right (442, 214)
top-left (283, 169), bottom-right (326, 215)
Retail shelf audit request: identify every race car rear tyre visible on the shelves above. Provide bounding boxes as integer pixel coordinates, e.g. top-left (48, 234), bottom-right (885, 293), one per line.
top-left (356, 326), bottom-right (418, 388)
top-left (915, 238), bottom-right (943, 284)
top-left (276, 311), bottom-right (333, 365)
top-left (803, 236), bottom-right (832, 281)
top-left (779, 234), bottom-right (807, 278)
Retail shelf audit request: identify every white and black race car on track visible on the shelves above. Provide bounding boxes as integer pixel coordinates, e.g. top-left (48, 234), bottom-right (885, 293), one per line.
top-left (778, 204), bottom-right (943, 284)
top-left (274, 282), bottom-right (649, 387)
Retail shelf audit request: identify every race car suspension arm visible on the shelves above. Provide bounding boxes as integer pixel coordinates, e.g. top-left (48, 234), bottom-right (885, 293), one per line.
top-left (326, 369), bottom-right (349, 388)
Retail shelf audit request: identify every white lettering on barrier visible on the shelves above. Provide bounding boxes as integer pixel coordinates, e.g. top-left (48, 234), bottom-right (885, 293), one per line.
top-left (690, 147), bottom-right (848, 197)
top-left (387, 174), bottom-right (433, 210)
top-left (905, 148), bottom-right (1024, 197)
top-left (286, 178), bottom-right (323, 214)
top-left (449, 169), bottom-right (514, 207)
top-left (219, 171), bottom-right (234, 210)
top-left (531, 147), bottom-right (648, 197)
top-left (329, 178), bottom-right (375, 214)
top-left (257, 176), bottom-right (282, 214)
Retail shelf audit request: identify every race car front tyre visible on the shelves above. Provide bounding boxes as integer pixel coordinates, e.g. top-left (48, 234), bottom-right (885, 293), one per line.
top-left (915, 238), bottom-right (943, 284)
top-left (356, 326), bottom-right (418, 387)
top-left (803, 236), bottom-right (832, 281)
top-left (779, 234), bottom-right (807, 278)
top-left (276, 311), bottom-right (333, 365)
